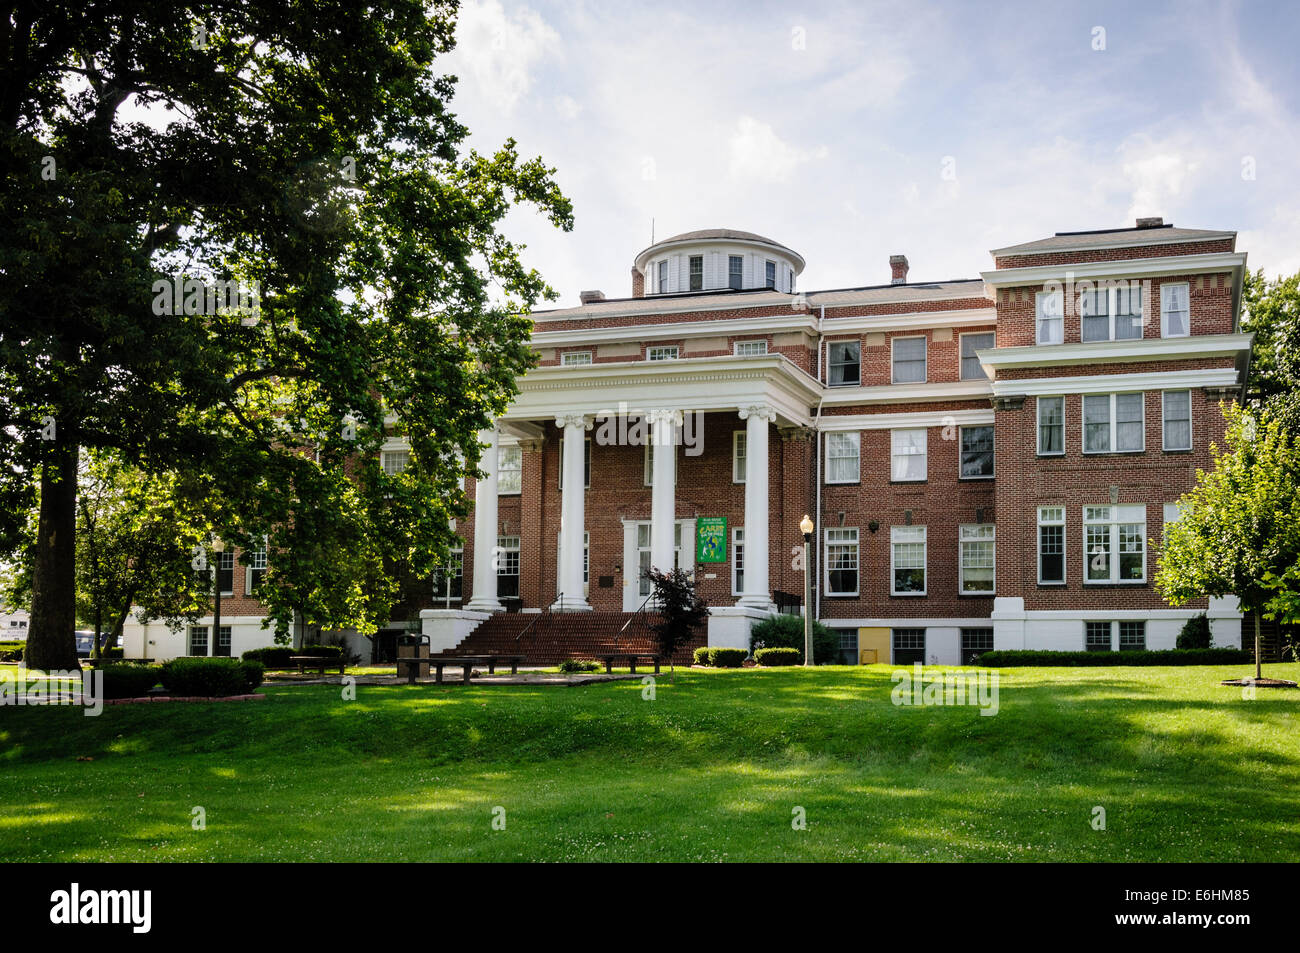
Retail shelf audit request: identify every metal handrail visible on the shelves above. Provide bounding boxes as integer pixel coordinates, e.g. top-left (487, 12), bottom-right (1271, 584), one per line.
top-left (516, 594), bottom-right (561, 641)
top-left (617, 591), bottom-right (655, 648)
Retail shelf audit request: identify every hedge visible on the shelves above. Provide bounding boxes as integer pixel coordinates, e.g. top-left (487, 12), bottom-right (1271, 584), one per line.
top-left (750, 614), bottom-right (838, 664)
top-left (100, 664), bottom-right (162, 699)
top-left (754, 647), bottom-right (801, 666)
top-left (241, 644), bottom-right (343, 668)
top-left (974, 648), bottom-right (1254, 668)
top-left (696, 647), bottom-right (748, 668)
top-left (160, 657), bottom-right (265, 696)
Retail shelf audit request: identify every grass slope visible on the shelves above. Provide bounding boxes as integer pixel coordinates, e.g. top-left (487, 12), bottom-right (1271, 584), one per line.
top-left (1, 664), bottom-right (1297, 861)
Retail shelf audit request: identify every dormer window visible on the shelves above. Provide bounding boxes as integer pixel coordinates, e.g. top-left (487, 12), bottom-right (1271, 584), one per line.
top-left (728, 255), bottom-right (743, 290)
top-left (689, 255), bottom-right (703, 291)
top-left (657, 260), bottom-right (668, 293)
top-left (765, 260), bottom-right (776, 289)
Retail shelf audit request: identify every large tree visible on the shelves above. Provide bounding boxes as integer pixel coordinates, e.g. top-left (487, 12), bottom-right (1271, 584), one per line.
top-left (1, 2), bottom-right (572, 669)
top-left (1240, 268), bottom-right (1300, 406)
top-left (1156, 402), bottom-right (1300, 678)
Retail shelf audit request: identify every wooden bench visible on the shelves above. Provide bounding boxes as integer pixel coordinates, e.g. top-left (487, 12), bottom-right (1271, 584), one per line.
top-left (289, 655), bottom-right (346, 676)
top-left (396, 654), bottom-right (525, 685)
top-left (597, 653), bottom-right (663, 674)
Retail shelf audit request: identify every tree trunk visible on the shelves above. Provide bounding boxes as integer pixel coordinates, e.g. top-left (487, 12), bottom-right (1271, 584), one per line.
top-left (1255, 612), bottom-right (1262, 680)
top-left (26, 440), bottom-right (81, 670)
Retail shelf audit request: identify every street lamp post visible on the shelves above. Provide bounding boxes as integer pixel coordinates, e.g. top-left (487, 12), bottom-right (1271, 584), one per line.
top-left (211, 537), bottom-right (225, 658)
top-left (800, 514), bottom-right (814, 667)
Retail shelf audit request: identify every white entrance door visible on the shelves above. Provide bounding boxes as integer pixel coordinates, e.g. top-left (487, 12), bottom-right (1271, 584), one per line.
top-left (622, 519), bottom-right (695, 611)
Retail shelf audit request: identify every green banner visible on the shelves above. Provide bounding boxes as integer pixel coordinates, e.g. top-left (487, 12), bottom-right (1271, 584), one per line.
top-left (696, 517), bottom-right (727, 563)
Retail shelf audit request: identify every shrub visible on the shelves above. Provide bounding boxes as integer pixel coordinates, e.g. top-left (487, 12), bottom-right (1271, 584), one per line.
top-left (750, 614), bottom-right (839, 664)
top-left (161, 657), bottom-right (264, 696)
top-left (99, 664), bottom-right (161, 700)
top-left (1176, 614), bottom-right (1212, 650)
top-left (693, 646), bottom-right (711, 666)
top-left (242, 646), bottom-right (295, 667)
top-left (0, 641), bottom-right (23, 662)
top-left (557, 658), bottom-right (601, 673)
top-left (754, 647), bottom-right (801, 666)
top-left (299, 644), bottom-right (343, 659)
top-left (707, 647), bottom-right (748, 668)
top-left (974, 648), bottom-right (1252, 668)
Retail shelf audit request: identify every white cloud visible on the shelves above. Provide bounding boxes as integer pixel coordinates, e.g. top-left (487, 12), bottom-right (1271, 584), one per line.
top-left (1120, 145), bottom-right (1199, 222)
top-left (554, 95), bottom-right (582, 121)
top-left (727, 117), bottom-right (826, 184)
top-left (448, 0), bottom-right (560, 114)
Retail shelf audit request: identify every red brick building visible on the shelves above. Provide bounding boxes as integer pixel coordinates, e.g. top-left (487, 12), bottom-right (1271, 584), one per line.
top-left (125, 221), bottom-right (1251, 664)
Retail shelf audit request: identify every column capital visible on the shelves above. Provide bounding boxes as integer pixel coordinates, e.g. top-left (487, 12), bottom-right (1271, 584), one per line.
top-left (555, 412), bottom-right (593, 431)
top-left (738, 403), bottom-right (777, 423)
top-left (645, 408), bottom-right (683, 427)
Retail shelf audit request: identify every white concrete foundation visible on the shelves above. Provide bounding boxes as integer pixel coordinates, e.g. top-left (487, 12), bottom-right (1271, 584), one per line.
top-left (420, 608), bottom-right (491, 653)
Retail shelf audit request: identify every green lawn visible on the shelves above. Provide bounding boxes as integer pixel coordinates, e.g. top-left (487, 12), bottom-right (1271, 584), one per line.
top-left (1, 663), bottom-right (1297, 861)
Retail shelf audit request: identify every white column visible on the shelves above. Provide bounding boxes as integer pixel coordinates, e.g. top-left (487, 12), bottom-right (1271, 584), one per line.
top-left (553, 413), bottom-right (592, 611)
top-left (739, 404), bottom-right (775, 608)
top-left (648, 409), bottom-right (681, 574)
top-left (465, 426), bottom-right (502, 612)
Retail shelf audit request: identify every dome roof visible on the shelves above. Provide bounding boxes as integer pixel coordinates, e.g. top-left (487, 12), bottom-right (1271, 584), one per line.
top-left (634, 228), bottom-right (804, 272)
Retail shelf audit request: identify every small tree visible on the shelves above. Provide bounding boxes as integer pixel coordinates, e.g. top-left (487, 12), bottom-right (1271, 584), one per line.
top-left (1157, 402), bottom-right (1300, 679)
top-left (1175, 614), bottom-right (1212, 650)
top-left (644, 568), bottom-right (708, 678)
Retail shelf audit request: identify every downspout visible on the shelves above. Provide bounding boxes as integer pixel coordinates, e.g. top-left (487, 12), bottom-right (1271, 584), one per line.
top-left (813, 305), bottom-right (826, 624)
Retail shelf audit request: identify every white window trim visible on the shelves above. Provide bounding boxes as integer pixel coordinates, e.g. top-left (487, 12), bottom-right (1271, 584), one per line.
top-left (825, 431), bottom-right (861, 485)
top-left (1036, 289), bottom-right (1064, 345)
top-left (764, 259), bottom-right (776, 289)
top-left (891, 334), bottom-right (928, 384)
top-left (245, 535), bottom-right (268, 595)
top-left (824, 527), bottom-right (860, 598)
top-left (958, 425), bottom-right (995, 480)
top-left (732, 430), bottom-right (747, 483)
top-left (1037, 506), bottom-right (1067, 586)
top-left (826, 339), bottom-right (861, 387)
top-left (1081, 392), bottom-right (1145, 454)
top-left (497, 444), bottom-right (522, 496)
top-left (734, 339), bottom-right (768, 356)
top-left (1079, 283), bottom-right (1144, 343)
top-left (1036, 395), bottom-right (1066, 457)
top-left (1161, 389), bottom-right (1193, 451)
top-left (1160, 282), bottom-right (1191, 338)
top-left (958, 524), bottom-right (996, 595)
top-left (647, 345), bottom-right (679, 361)
top-left (688, 254), bottom-right (704, 291)
top-left (890, 428), bottom-right (927, 483)
top-left (959, 331), bottom-right (995, 380)
top-left (657, 259), bottom-right (668, 294)
top-left (731, 526), bottom-right (745, 596)
top-left (1083, 504), bottom-right (1148, 585)
top-left (560, 350), bottom-right (593, 366)
top-left (890, 525), bottom-right (927, 597)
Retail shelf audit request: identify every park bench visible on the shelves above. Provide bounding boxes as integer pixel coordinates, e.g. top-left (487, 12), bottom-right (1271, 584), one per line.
top-left (289, 656), bottom-right (346, 676)
top-left (396, 654), bottom-right (525, 685)
top-left (597, 653), bottom-right (663, 674)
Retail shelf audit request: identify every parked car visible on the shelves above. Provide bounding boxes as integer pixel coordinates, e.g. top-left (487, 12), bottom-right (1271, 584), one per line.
top-left (74, 631), bottom-right (96, 657)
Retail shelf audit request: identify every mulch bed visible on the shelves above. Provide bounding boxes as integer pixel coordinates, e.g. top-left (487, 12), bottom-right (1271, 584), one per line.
top-left (105, 693), bottom-right (267, 705)
top-left (1219, 677), bottom-right (1298, 688)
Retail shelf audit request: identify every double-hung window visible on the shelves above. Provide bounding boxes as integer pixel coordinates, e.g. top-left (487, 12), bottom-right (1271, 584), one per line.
top-left (890, 428), bottom-right (927, 482)
top-left (497, 445), bottom-right (522, 495)
top-left (825, 528), bottom-right (859, 596)
top-left (826, 432), bottom-right (860, 483)
top-left (828, 341), bottom-right (860, 385)
top-left (958, 524), bottom-right (995, 593)
top-left (891, 526), bottom-right (927, 595)
top-left (731, 527), bottom-right (745, 595)
top-left (381, 449), bottom-right (410, 474)
top-left (960, 425), bottom-right (994, 478)
top-left (728, 255), bottom-right (743, 290)
top-left (246, 537), bottom-right (268, 593)
top-left (1037, 396), bottom-right (1065, 455)
top-left (1037, 506), bottom-right (1066, 584)
top-left (1083, 393), bottom-right (1144, 453)
top-left (891, 336), bottom-right (927, 383)
top-left (1162, 390), bottom-right (1192, 451)
top-left (1080, 282), bottom-right (1143, 341)
top-left (216, 549), bottom-right (234, 595)
top-left (732, 431), bottom-right (747, 483)
top-left (1160, 282), bottom-right (1190, 337)
top-left (1084, 504), bottom-right (1147, 584)
top-left (657, 260), bottom-right (668, 293)
top-left (432, 542), bottom-right (464, 606)
top-left (960, 332), bottom-right (994, 380)
top-left (689, 255), bottom-right (703, 291)
top-left (189, 626), bottom-right (209, 657)
top-left (765, 260), bottom-right (776, 289)
top-left (495, 535), bottom-right (520, 598)
top-left (1036, 289), bottom-right (1064, 344)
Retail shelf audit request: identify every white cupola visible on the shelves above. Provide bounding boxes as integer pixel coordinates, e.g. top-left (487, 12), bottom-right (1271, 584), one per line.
top-left (632, 228), bottom-right (805, 297)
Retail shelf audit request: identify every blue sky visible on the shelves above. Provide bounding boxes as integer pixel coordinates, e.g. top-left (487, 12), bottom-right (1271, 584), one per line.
top-left (439, 0), bottom-right (1300, 305)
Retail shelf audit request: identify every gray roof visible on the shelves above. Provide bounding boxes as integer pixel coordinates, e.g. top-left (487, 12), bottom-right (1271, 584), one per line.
top-left (634, 228), bottom-right (803, 267)
top-left (992, 225), bottom-right (1236, 258)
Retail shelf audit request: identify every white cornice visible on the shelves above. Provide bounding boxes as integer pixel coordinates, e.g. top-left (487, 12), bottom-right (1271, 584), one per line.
top-left (820, 408), bottom-right (995, 432)
top-left (979, 252), bottom-right (1248, 288)
top-left (820, 307), bottom-right (997, 334)
top-left (819, 378), bottom-right (994, 406)
top-left (989, 367), bottom-right (1241, 397)
top-left (989, 233), bottom-right (1236, 258)
top-left (977, 333), bottom-right (1252, 370)
top-left (532, 313), bottom-right (816, 346)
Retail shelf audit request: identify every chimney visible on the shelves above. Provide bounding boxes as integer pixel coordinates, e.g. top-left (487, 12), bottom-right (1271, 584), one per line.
top-left (1135, 216), bottom-right (1164, 229)
top-left (579, 289), bottom-right (605, 305)
top-left (889, 254), bottom-right (909, 285)
top-left (631, 266), bottom-right (644, 298)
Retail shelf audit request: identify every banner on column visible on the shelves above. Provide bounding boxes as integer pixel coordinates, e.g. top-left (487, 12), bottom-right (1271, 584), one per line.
top-left (696, 517), bottom-right (727, 563)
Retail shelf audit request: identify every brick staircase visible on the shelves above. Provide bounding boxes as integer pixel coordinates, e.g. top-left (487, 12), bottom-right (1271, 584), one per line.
top-left (435, 611), bottom-right (706, 666)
